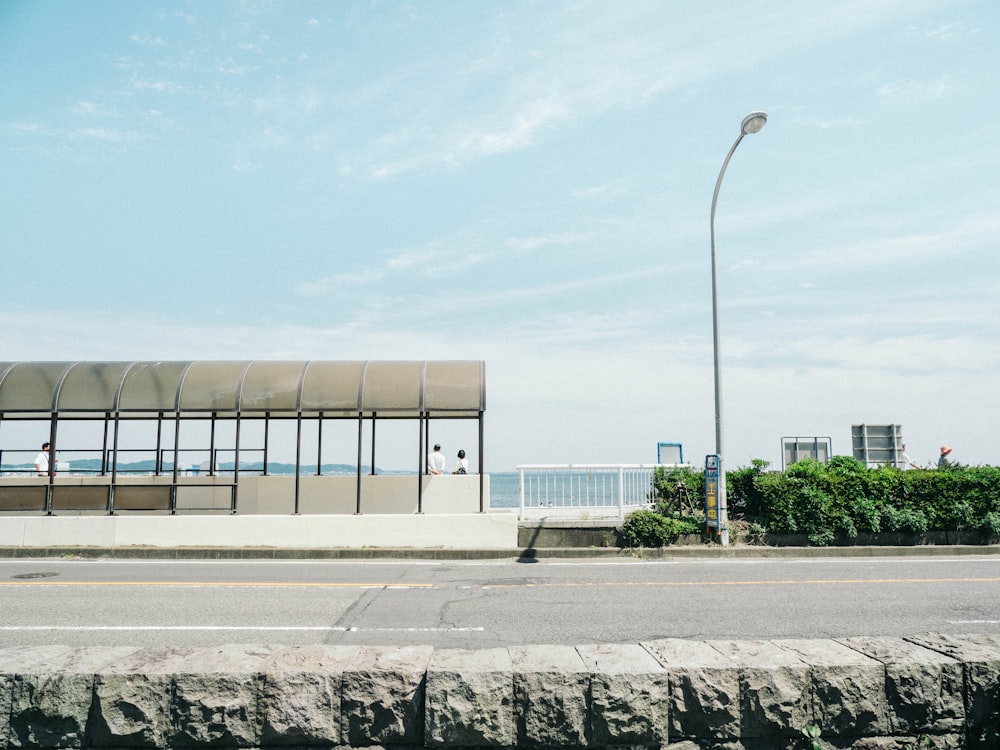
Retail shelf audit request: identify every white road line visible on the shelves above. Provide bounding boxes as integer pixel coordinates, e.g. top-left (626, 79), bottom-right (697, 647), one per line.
top-left (946, 620), bottom-right (1000, 624)
top-left (0, 625), bottom-right (484, 632)
top-left (7, 556), bottom-right (998, 568)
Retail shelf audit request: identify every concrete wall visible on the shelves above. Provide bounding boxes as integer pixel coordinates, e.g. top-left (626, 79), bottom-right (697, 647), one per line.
top-left (237, 474), bottom-right (490, 515)
top-left (0, 474), bottom-right (489, 516)
top-left (1, 634), bottom-right (998, 749)
top-left (0, 512), bottom-right (518, 550)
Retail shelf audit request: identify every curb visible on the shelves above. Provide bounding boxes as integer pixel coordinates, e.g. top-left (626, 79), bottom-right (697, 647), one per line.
top-left (2, 544), bottom-right (999, 560)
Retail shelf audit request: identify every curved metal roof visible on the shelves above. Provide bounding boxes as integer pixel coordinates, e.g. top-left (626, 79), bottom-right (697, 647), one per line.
top-left (0, 361), bottom-right (485, 418)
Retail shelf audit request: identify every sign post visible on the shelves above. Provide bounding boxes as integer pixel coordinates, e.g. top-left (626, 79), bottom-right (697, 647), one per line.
top-left (704, 454), bottom-right (729, 545)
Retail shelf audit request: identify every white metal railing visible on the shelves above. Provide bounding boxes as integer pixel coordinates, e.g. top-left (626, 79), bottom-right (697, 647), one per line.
top-left (514, 464), bottom-right (689, 521)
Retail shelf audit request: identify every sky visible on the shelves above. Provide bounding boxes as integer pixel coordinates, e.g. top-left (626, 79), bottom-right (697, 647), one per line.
top-left (2, 0), bottom-right (999, 473)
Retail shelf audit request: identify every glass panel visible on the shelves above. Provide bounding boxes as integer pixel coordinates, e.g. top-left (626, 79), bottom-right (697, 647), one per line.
top-left (57, 362), bottom-right (131, 412)
top-left (0, 362), bottom-right (73, 412)
top-left (119, 362), bottom-right (191, 412)
top-left (300, 361), bottom-right (365, 414)
top-left (178, 361), bottom-right (248, 412)
top-left (240, 361), bottom-right (306, 413)
top-left (424, 361), bottom-right (484, 412)
top-left (362, 361), bottom-right (422, 413)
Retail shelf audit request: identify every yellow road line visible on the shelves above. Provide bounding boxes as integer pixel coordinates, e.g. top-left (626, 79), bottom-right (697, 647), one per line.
top-left (481, 577), bottom-right (1000, 588)
top-left (0, 581), bottom-right (433, 588)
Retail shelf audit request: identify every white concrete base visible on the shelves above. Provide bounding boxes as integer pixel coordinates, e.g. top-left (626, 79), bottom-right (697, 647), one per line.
top-left (0, 513), bottom-right (519, 550)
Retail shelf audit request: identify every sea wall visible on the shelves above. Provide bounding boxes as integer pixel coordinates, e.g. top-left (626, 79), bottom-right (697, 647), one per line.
top-left (2, 634), bottom-right (998, 749)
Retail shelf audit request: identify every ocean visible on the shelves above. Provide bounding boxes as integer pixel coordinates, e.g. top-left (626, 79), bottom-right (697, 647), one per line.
top-left (487, 472), bottom-right (521, 509)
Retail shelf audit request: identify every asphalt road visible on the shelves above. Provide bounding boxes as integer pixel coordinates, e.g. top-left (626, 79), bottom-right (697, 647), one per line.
top-left (2, 555), bottom-right (999, 649)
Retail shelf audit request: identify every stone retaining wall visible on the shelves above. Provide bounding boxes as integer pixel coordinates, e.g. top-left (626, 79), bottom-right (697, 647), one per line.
top-left (2, 635), bottom-right (998, 749)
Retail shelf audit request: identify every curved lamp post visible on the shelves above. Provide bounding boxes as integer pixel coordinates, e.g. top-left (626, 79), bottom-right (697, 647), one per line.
top-left (709, 111), bottom-right (767, 546)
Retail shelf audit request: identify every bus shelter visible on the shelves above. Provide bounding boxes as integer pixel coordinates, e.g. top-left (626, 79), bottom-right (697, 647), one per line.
top-left (0, 360), bottom-right (486, 516)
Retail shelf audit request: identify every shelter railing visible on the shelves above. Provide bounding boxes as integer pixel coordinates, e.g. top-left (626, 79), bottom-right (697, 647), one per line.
top-left (514, 464), bottom-right (688, 521)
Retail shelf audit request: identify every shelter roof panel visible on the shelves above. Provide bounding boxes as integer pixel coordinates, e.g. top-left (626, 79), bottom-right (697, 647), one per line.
top-left (0, 362), bottom-right (74, 413)
top-left (361, 361), bottom-right (423, 414)
top-left (57, 362), bottom-right (132, 412)
top-left (424, 360), bottom-right (485, 413)
top-left (178, 361), bottom-right (249, 413)
top-left (300, 361), bottom-right (365, 414)
top-left (240, 361), bottom-right (307, 413)
top-left (118, 362), bottom-right (192, 412)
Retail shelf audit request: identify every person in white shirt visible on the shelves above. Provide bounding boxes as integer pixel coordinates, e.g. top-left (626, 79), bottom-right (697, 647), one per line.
top-left (427, 444), bottom-right (446, 475)
top-left (452, 449), bottom-right (469, 475)
top-left (900, 444), bottom-right (920, 470)
top-left (34, 442), bottom-right (52, 476)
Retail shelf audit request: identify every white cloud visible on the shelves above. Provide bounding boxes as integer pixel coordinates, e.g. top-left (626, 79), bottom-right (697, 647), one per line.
top-left (68, 127), bottom-right (139, 143)
top-left (876, 75), bottom-right (953, 102)
top-left (130, 76), bottom-right (187, 94)
top-left (220, 60), bottom-right (257, 75)
top-left (3, 122), bottom-right (46, 135)
top-left (571, 180), bottom-right (629, 200)
top-left (814, 117), bottom-right (862, 130)
top-left (385, 249), bottom-right (439, 272)
top-left (130, 32), bottom-right (166, 47)
top-left (908, 21), bottom-right (981, 42)
top-left (297, 269), bottom-right (386, 296)
top-left (504, 232), bottom-right (588, 254)
top-left (71, 101), bottom-right (120, 118)
top-left (357, 2), bottom-right (953, 180)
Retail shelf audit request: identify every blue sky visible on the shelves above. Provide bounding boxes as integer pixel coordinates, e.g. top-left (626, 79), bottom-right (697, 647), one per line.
top-left (2, 0), bottom-right (998, 472)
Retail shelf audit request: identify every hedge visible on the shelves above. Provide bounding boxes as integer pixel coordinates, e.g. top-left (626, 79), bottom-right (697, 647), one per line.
top-left (619, 457), bottom-right (1000, 547)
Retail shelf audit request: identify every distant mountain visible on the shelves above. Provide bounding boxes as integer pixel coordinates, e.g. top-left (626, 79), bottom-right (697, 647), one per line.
top-left (2, 458), bottom-right (392, 475)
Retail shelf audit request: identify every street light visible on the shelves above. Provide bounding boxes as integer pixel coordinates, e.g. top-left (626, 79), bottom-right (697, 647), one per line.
top-left (709, 111), bottom-right (767, 546)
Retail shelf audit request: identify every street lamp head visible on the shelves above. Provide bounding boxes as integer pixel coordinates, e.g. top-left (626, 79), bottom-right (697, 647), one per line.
top-left (741, 111), bottom-right (768, 135)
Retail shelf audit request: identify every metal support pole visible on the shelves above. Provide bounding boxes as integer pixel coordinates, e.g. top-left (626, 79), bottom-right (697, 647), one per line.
top-left (316, 413), bottom-right (323, 476)
top-left (294, 412), bottom-right (302, 515)
top-left (263, 412), bottom-right (270, 475)
top-left (417, 413), bottom-right (425, 514)
top-left (478, 412), bottom-right (485, 513)
top-left (709, 111), bottom-right (767, 547)
top-left (355, 413), bottom-right (363, 514)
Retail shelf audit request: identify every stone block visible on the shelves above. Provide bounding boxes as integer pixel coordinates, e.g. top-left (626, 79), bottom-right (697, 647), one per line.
top-left (643, 638), bottom-right (740, 739)
top-left (167, 644), bottom-right (274, 748)
top-left (0, 665), bottom-right (13, 749)
top-left (821, 734), bottom-right (964, 750)
top-left (425, 648), bottom-right (514, 747)
top-left (511, 644), bottom-right (589, 748)
top-left (259, 645), bottom-right (355, 747)
top-left (775, 639), bottom-right (888, 737)
top-left (89, 646), bottom-right (190, 748)
top-left (708, 639), bottom-right (812, 738)
top-left (839, 636), bottom-right (965, 735)
top-left (1, 646), bottom-right (138, 749)
top-left (906, 633), bottom-right (1000, 749)
top-left (341, 645), bottom-right (433, 746)
top-left (577, 643), bottom-right (670, 746)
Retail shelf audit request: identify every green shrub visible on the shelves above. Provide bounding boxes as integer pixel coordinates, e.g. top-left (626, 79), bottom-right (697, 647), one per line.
top-left (982, 511), bottom-right (1000, 537)
top-left (728, 458), bottom-right (769, 515)
top-left (620, 510), bottom-right (698, 548)
top-left (850, 496), bottom-right (882, 533)
top-left (652, 465), bottom-right (703, 514)
top-left (882, 506), bottom-right (929, 535)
